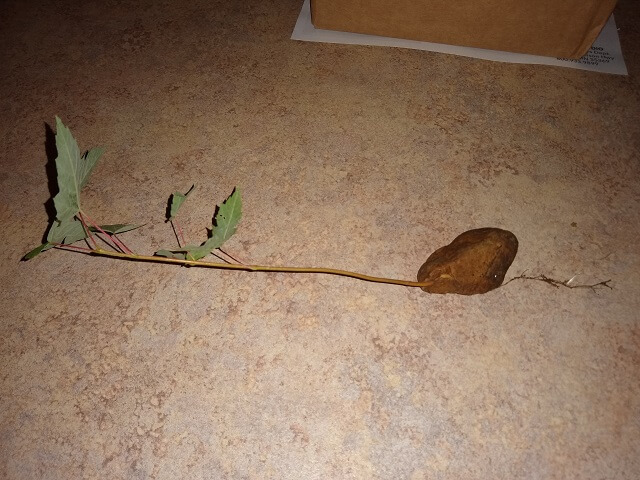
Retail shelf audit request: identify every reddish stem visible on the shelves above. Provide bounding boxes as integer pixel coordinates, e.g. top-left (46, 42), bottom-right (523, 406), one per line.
top-left (211, 251), bottom-right (232, 264)
top-left (51, 242), bottom-right (95, 253)
top-left (111, 233), bottom-right (133, 254)
top-left (77, 212), bottom-right (99, 250)
top-left (172, 219), bottom-right (187, 248)
top-left (81, 211), bottom-right (134, 254)
top-left (218, 248), bottom-right (245, 265)
top-left (80, 212), bottom-right (121, 252)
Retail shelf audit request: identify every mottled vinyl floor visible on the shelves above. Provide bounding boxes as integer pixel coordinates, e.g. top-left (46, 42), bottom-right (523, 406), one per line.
top-left (1, 1), bottom-right (639, 479)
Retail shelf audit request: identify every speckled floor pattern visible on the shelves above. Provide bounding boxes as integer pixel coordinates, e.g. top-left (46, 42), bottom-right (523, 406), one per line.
top-left (1, 1), bottom-right (639, 479)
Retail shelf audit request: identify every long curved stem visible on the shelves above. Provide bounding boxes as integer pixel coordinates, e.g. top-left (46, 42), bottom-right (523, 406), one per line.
top-left (92, 248), bottom-right (433, 288)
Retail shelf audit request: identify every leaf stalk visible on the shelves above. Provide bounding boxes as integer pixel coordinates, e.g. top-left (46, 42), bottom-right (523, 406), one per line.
top-left (81, 211), bottom-right (133, 254)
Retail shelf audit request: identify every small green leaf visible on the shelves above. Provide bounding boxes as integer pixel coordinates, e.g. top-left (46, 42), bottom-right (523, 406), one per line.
top-left (179, 243), bottom-right (211, 261)
top-left (156, 187), bottom-right (242, 261)
top-left (154, 244), bottom-right (205, 260)
top-left (155, 249), bottom-right (187, 260)
top-left (168, 184), bottom-right (195, 221)
top-left (23, 243), bottom-right (52, 260)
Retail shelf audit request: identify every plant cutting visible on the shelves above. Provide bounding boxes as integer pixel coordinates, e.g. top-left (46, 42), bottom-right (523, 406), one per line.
top-left (24, 118), bottom-right (611, 295)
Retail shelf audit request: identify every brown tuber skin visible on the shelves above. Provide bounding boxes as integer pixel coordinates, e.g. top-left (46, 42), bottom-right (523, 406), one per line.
top-left (417, 228), bottom-right (518, 295)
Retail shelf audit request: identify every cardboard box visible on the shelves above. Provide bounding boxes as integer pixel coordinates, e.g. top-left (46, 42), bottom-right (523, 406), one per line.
top-left (310, 0), bottom-right (618, 59)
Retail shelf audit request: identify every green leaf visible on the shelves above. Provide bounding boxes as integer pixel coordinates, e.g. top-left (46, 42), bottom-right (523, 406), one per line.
top-left (168, 184), bottom-right (195, 220)
top-left (154, 244), bottom-right (206, 261)
top-left (51, 117), bottom-right (102, 222)
top-left (209, 187), bottom-right (242, 248)
top-left (155, 249), bottom-right (187, 260)
top-left (178, 243), bottom-right (212, 261)
top-left (80, 147), bottom-right (104, 188)
top-left (155, 187), bottom-right (242, 261)
top-left (23, 243), bottom-right (52, 260)
top-left (47, 217), bottom-right (88, 244)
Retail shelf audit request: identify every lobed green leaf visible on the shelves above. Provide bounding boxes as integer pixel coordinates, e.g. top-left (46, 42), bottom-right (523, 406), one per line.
top-left (52, 117), bottom-right (103, 222)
